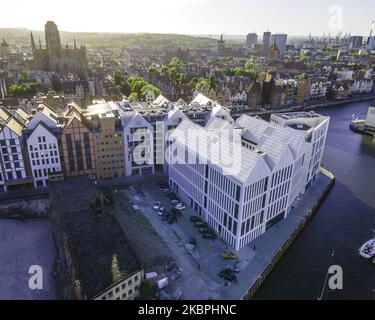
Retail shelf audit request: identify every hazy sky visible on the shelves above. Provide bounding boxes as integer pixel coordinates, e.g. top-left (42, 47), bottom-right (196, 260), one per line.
top-left (1, 0), bottom-right (374, 36)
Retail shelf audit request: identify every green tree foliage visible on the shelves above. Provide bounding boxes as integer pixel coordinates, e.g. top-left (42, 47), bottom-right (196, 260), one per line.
top-left (347, 63), bottom-right (365, 71)
top-left (169, 57), bottom-right (182, 67)
top-left (51, 75), bottom-right (62, 92)
top-left (114, 71), bottom-right (124, 86)
top-left (139, 280), bottom-right (155, 300)
top-left (8, 83), bottom-right (40, 96)
top-left (118, 76), bottom-right (161, 100)
top-left (294, 73), bottom-right (308, 80)
top-left (20, 69), bottom-right (29, 79)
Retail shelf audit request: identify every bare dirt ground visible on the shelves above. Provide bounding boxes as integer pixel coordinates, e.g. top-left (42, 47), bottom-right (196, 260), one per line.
top-left (114, 192), bottom-right (173, 274)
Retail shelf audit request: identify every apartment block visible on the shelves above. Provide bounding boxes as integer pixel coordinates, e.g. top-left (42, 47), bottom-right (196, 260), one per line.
top-left (86, 102), bottom-right (125, 180)
top-left (168, 111), bottom-right (329, 251)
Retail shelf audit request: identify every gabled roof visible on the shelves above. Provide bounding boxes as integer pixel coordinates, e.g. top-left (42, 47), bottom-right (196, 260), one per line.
top-left (27, 121), bottom-right (57, 142)
top-left (235, 114), bottom-right (305, 163)
top-left (0, 107), bottom-right (12, 124)
top-left (4, 116), bottom-right (24, 137)
top-left (192, 93), bottom-right (212, 106)
top-left (171, 119), bottom-right (270, 184)
top-left (205, 117), bottom-right (233, 132)
top-left (153, 95), bottom-right (170, 107)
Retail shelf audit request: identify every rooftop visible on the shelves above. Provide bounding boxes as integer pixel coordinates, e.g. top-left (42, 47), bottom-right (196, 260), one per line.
top-left (50, 178), bottom-right (142, 300)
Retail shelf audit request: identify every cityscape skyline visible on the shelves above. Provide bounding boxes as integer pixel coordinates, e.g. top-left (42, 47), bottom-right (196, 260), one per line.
top-left (1, 0), bottom-right (374, 36)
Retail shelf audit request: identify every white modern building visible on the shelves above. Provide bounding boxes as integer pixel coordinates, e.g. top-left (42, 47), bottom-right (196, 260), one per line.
top-left (122, 111), bottom-right (155, 176)
top-left (365, 101), bottom-right (375, 128)
top-left (167, 111), bottom-right (329, 251)
top-left (270, 111), bottom-right (330, 193)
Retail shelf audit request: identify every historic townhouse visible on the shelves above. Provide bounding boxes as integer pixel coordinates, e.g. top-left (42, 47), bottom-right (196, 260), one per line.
top-left (61, 108), bottom-right (96, 177)
top-left (0, 117), bottom-right (31, 192)
top-left (24, 104), bottom-right (63, 188)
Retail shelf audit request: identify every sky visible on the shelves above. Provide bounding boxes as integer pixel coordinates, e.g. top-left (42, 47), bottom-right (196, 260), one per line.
top-left (1, 0), bottom-right (374, 36)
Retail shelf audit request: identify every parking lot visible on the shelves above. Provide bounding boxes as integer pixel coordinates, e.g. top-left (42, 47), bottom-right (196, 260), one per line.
top-left (114, 175), bottom-right (247, 300)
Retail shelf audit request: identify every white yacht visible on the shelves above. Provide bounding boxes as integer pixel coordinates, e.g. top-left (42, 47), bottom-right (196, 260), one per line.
top-left (359, 232), bottom-right (375, 259)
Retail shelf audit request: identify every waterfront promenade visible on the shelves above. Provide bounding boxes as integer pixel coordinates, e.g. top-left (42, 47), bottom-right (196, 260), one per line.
top-left (244, 94), bottom-right (375, 117)
top-left (220, 169), bottom-right (335, 300)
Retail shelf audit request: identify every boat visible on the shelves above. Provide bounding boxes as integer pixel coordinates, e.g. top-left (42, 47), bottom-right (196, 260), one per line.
top-left (359, 231), bottom-right (375, 259)
top-left (349, 120), bottom-right (375, 136)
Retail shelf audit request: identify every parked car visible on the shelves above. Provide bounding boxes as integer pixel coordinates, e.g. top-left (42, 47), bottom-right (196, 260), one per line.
top-left (170, 199), bottom-right (181, 206)
top-left (167, 192), bottom-right (178, 199)
top-left (153, 201), bottom-right (162, 210)
top-left (219, 270), bottom-right (237, 282)
top-left (199, 227), bottom-right (215, 234)
top-left (224, 267), bottom-right (240, 274)
top-left (158, 210), bottom-right (164, 217)
top-left (162, 188), bottom-right (170, 193)
top-left (167, 214), bottom-right (177, 224)
top-left (157, 180), bottom-right (169, 187)
top-left (171, 208), bottom-right (182, 217)
top-left (162, 212), bottom-right (170, 221)
top-left (221, 252), bottom-right (238, 260)
top-left (175, 204), bottom-right (186, 210)
top-left (188, 238), bottom-right (197, 247)
top-left (190, 216), bottom-right (202, 223)
top-left (202, 232), bottom-right (217, 239)
top-left (194, 221), bottom-right (208, 228)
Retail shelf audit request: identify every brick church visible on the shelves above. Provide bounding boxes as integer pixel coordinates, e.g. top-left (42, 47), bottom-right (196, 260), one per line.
top-left (31, 21), bottom-right (89, 77)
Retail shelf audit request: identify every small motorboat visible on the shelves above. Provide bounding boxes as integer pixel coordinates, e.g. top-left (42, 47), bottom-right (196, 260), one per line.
top-left (359, 239), bottom-right (375, 259)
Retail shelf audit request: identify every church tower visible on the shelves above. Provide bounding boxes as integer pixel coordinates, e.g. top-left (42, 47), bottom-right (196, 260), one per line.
top-left (45, 21), bottom-right (62, 58)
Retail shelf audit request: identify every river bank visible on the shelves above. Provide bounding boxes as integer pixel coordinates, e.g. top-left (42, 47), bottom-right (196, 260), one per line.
top-left (254, 99), bottom-right (375, 300)
top-left (243, 94), bottom-right (375, 117)
top-left (220, 169), bottom-right (335, 300)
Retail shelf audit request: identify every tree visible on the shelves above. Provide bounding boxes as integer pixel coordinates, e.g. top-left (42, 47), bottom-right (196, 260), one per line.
top-left (208, 75), bottom-right (217, 91)
top-left (294, 73), bottom-right (308, 80)
top-left (148, 66), bottom-right (159, 73)
top-left (120, 79), bottom-right (132, 96)
top-left (114, 72), bottom-right (124, 86)
top-left (139, 280), bottom-right (155, 300)
top-left (51, 75), bottom-right (62, 92)
top-left (20, 69), bottom-right (29, 79)
top-left (8, 83), bottom-right (40, 96)
top-left (169, 57), bottom-right (181, 67)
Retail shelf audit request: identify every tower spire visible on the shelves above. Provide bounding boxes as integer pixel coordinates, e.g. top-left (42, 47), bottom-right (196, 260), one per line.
top-left (30, 32), bottom-right (36, 50)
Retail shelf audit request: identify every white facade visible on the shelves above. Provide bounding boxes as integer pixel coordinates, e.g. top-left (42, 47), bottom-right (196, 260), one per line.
top-left (94, 270), bottom-right (143, 301)
top-left (0, 119), bottom-right (27, 192)
top-left (365, 104), bottom-right (375, 128)
top-left (270, 111), bottom-right (330, 193)
top-left (122, 112), bottom-right (155, 176)
top-left (26, 123), bottom-right (61, 188)
top-left (168, 112), bottom-right (329, 251)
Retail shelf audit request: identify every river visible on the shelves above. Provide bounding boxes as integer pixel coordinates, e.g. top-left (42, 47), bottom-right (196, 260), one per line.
top-left (254, 100), bottom-right (375, 300)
